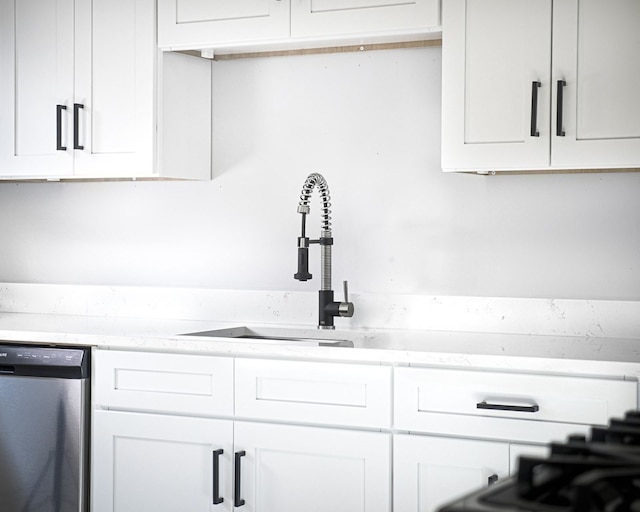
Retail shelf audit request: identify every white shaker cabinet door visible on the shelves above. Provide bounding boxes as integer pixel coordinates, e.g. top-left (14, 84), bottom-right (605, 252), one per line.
top-left (92, 410), bottom-right (234, 512)
top-left (551, 0), bottom-right (640, 168)
top-left (0, 0), bottom-right (74, 177)
top-left (234, 421), bottom-right (391, 512)
top-left (158, 0), bottom-right (290, 50)
top-left (441, 0), bottom-right (552, 171)
top-left (393, 434), bottom-right (510, 512)
top-left (291, 0), bottom-right (440, 38)
top-left (73, 0), bottom-right (156, 177)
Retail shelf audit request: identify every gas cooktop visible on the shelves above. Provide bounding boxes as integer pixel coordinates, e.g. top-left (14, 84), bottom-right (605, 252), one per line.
top-left (439, 411), bottom-right (640, 512)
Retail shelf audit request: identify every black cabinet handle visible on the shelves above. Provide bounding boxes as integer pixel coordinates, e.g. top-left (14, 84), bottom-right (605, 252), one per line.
top-left (213, 449), bottom-right (224, 505)
top-left (56, 105), bottom-right (67, 150)
top-left (73, 103), bottom-right (84, 150)
top-left (488, 474), bottom-right (499, 486)
top-left (234, 451), bottom-right (246, 507)
top-left (530, 81), bottom-right (541, 137)
top-left (556, 80), bottom-right (566, 136)
top-left (477, 401), bottom-right (539, 413)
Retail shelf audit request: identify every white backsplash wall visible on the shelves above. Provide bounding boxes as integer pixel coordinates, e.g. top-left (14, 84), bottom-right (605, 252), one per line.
top-left (0, 46), bottom-right (639, 301)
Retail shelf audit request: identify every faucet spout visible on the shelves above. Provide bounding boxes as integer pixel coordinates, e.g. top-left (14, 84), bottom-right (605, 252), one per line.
top-left (294, 173), bottom-right (354, 329)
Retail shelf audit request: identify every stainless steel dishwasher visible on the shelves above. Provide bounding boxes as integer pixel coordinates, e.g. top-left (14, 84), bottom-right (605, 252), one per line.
top-left (0, 343), bottom-right (90, 512)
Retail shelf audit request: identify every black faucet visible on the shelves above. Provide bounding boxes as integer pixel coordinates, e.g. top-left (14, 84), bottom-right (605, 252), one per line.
top-left (294, 173), bottom-right (354, 329)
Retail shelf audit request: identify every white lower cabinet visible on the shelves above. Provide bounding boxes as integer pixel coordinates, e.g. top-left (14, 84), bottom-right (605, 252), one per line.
top-left (92, 411), bottom-right (390, 512)
top-left (393, 435), bottom-right (552, 512)
top-left (92, 349), bottom-right (637, 512)
top-left (92, 410), bottom-right (234, 512)
top-left (92, 349), bottom-right (392, 511)
top-left (235, 421), bottom-right (390, 512)
top-left (393, 434), bottom-right (510, 512)
top-left (392, 365), bottom-right (638, 512)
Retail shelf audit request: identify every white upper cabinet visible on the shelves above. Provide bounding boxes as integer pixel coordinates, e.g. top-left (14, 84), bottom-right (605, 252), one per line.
top-left (441, 0), bottom-right (551, 171)
top-left (158, 0), bottom-right (290, 49)
top-left (158, 0), bottom-right (441, 51)
top-left (442, 0), bottom-right (640, 172)
top-left (291, 0), bottom-right (440, 38)
top-left (0, 0), bottom-right (211, 180)
top-left (0, 0), bottom-right (75, 177)
top-left (552, 0), bottom-right (640, 168)
top-left (73, 0), bottom-right (156, 178)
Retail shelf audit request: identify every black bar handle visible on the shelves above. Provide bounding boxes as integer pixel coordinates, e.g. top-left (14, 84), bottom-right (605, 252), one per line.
top-left (73, 103), bottom-right (84, 150)
top-left (488, 474), bottom-right (499, 486)
top-left (530, 81), bottom-right (541, 137)
top-left (56, 105), bottom-right (67, 150)
top-left (477, 401), bottom-right (539, 413)
top-left (234, 451), bottom-right (246, 508)
top-left (556, 80), bottom-right (566, 136)
top-left (213, 449), bottom-right (224, 505)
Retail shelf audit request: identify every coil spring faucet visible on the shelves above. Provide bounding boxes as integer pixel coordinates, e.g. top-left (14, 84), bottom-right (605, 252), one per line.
top-left (294, 173), bottom-right (354, 329)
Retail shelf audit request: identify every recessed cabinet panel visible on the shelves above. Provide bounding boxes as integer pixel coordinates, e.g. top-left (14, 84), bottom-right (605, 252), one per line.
top-left (235, 358), bottom-right (392, 428)
top-left (552, 0), bottom-right (640, 167)
top-left (292, 0), bottom-right (440, 37)
top-left (158, 0), bottom-right (290, 49)
top-left (94, 349), bottom-right (234, 416)
top-left (88, 0), bottom-right (138, 153)
top-left (176, 0), bottom-right (273, 23)
top-left (441, 0), bottom-right (551, 171)
top-left (464, 1), bottom-right (528, 144)
top-left (576, 0), bottom-right (640, 140)
top-left (14, 0), bottom-right (73, 158)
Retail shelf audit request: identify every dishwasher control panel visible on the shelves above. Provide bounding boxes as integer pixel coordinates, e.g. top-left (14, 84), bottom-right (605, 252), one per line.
top-left (0, 344), bottom-right (89, 378)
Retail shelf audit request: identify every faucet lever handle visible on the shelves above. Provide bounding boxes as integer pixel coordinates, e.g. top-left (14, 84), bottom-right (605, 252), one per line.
top-left (339, 280), bottom-right (354, 318)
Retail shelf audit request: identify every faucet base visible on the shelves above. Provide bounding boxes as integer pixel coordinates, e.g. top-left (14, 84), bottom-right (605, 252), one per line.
top-left (318, 289), bottom-right (336, 328)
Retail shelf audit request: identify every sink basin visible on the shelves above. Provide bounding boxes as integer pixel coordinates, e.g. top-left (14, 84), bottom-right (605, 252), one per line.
top-left (181, 326), bottom-right (354, 347)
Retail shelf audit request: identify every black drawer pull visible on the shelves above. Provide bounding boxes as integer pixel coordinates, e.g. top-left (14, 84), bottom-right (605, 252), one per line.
top-left (530, 81), bottom-right (541, 137)
top-left (488, 474), bottom-right (499, 486)
top-left (56, 104), bottom-right (67, 151)
top-left (477, 401), bottom-right (539, 413)
top-left (213, 449), bottom-right (224, 505)
top-left (73, 103), bottom-right (84, 150)
top-left (234, 450), bottom-right (246, 507)
top-left (556, 80), bottom-right (566, 136)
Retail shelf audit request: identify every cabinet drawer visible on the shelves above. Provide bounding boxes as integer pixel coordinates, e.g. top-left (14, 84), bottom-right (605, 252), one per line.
top-left (395, 367), bottom-right (637, 442)
top-left (94, 349), bottom-right (234, 416)
top-left (235, 358), bottom-right (391, 429)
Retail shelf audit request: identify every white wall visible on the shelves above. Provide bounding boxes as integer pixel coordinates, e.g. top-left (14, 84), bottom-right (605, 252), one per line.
top-left (0, 46), bottom-right (639, 300)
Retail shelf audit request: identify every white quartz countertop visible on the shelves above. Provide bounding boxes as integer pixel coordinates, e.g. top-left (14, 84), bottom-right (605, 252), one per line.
top-left (0, 311), bottom-right (639, 379)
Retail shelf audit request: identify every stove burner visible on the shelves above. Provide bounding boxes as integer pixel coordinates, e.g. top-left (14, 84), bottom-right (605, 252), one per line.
top-left (439, 410), bottom-right (640, 512)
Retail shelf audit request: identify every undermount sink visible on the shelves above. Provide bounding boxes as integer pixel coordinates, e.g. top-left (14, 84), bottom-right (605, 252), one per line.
top-left (181, 326), bottom-right (354, 347)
